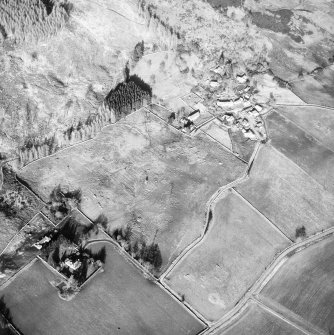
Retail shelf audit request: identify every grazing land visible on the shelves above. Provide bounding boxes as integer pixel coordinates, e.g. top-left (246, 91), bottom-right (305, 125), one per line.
top-left (0, 242), bottom-right (204, 335)
top-left (236, 145), bottom-right (334, 240)
top-left (19, 109), bottom-right (246, 272)
top-left (0, 166), bottom-right (44, 253)
top-left (165, 190), bottom-right (289, 321)
top-left (267, 111), bottom-right (334, 194)
top-left (291, 66), bottom-right (334, 108)
top-left (218, 302), bottom-right (305, 335)
top-left (275, 105), bottom-right (334, 151)
top-left (260, 235), bottom-right (334, 332)
top-left (0, 213), bottom-right (53, 285)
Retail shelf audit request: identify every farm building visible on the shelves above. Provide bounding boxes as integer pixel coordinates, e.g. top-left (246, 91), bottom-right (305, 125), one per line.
top-left (187, 110), bottom-right (200, 122)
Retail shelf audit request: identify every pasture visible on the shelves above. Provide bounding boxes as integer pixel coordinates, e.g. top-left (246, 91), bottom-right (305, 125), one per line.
top-left (236, 145), bottom-right (334, 240)
top-left (291, 66), bottom-right (334, 108)
top-left (275, 105), bottom-right (334, 152)
top-left (165, 190), bottom-right (289, 321)
top-left (260, 235), bottom-right (334, 332)
top-left (0, 213), bottom-right (53, 285)
top-left (0, 166), bottom-right (43, 253)
top-left (267, 111), bottom-right (334, 194)
top-left (19, 109), bottom-right (246, 272)
top-left (0, 242), bottom-right (204, 335)
top-left (219, 302), bottom-right (305, 335)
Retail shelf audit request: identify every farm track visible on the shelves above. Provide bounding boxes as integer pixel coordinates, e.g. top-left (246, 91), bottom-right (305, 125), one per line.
top-left (84, 234), bottom-right (208, 327)
top-left (274, 102), bottom-right (334, 111)
top-left (253, 296), bottom-right (326, 335)
top-left (88, 0), bottom-right (146, 25)
top-left (201, 226), bottom-right (334, 335)
top-left (9, 99), bottom-right (334, 334)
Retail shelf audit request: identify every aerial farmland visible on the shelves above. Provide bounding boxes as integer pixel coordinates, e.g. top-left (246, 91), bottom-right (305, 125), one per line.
top-left (0, 0), bottom-right (334, 334)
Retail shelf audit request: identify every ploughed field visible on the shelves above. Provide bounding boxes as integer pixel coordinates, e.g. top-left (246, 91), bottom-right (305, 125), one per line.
top-left (259, 235), bottom-right (334, 332)
top-left (0, 241), bottom-right (204, 335)
top-left (218, 302), bottom-right (305, 335)
top-left (165, 190), bottom-right (289, 321)
top-left (267, 111), bottom-right (334, 194)
top-left (19, 109), bottom-right (246, 272)
top-left (275, 105), bottom-right (334, 152)
top-left (236, 144), bottom-right (334, 240)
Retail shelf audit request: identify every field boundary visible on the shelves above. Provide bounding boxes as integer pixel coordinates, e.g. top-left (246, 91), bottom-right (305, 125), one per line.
top-left (161, 142), bottom-right (261, 283)
top-left (0, 212), bottom-right (52, 257)
top-left (270, 144), bottom-right (334, 197)
top-left (269, 109), bottom-right (334, 156)
top-left (231, 188), bottom-right (292, 243)
top-left (274, 103), bottom-right (334, 111)
top-left (0, 257), bottom-right (37, 290)
top-left (254, 296), bottom-right (326, 335)
top-left (84, 238), bottom-right (208, 328)
top-left (201, 227), bottom-right (334, 334)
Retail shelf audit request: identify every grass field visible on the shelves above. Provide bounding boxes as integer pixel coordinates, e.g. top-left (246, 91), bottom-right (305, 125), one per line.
top-left (0, 167), bottom-right (44, 253)
top-left (19, 109), bottom-right (246, 272)
top-left (267, 111), bottom-right (334, 194)
top-left (165, 190), bottom-right (289, 321)
top-left (236, 145), bottom-right (334, 240)
top-left (201, 120), bottom-right (232, 151)
top-left (219, 302), bottom-right (305, 335)
top-left (0, 241), bottom-right (204, 335)
top-left (0, 213), bottom-right (53, 285)
top-left (291, 66), bottom-right (334, 108)
top-left (275, 105), bottom-right (334, 152)
top-left (260, 235), bottom-right (334, 332)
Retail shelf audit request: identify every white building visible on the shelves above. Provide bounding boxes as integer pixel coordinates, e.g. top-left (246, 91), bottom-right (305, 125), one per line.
top-left (65, 259), bottom-right (82, 271)
top-left (187, 110), bottom-right (200, 122)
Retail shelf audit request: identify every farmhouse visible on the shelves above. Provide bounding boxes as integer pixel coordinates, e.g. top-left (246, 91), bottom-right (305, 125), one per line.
top-left (236, 73), bottom-right (248, 84)
top-left (33, 236), bottom-right (51, 249)
top-left (187, 110), bottom-right (200, 122)
top-left (193, 102), bottom-right (207, 114)
top-left (210, 80), bottom-right (220, 88)
top-left (65, 259), bottom-right (82, 271)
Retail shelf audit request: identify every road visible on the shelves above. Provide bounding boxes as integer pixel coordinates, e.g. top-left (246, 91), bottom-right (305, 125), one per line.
top-left (200, 226), bottom-right (334, 335)
top-left (10, 99), bottom-right (334, 334)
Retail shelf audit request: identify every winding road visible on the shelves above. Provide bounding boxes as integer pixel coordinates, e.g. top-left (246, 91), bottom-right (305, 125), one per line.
top-left (5, 99), bottom-right (334, 335)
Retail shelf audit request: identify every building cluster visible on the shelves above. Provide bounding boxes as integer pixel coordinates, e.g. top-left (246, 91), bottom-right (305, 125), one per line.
top-left (179, 62), bottom-right (267, 141)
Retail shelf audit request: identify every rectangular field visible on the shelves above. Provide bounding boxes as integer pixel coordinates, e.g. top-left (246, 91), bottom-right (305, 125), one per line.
top-left (19, 109), bottom-right (246, 273)
top-left (290, 66), bottom-right (334, 108)
top-left (0, 166), bottom-right (44, 253)
top-left (267, 111), bottom-right (334, 194)
top-left (236, 144), bottom-right (334, 240)
top-left (275, 105), bottom-right (334, 152)
top-left (0, 213), bottom-right (54, 285)
top-left (165, 190), bottom-right (290, 321)
top-left (201, 119), bottom-right (232, 150)
top-left (260, 235), bottom-right (334, 332)
top-left (0, 242), bottom-right (204, 335)
top-left (219, 301), bottom-right (305, 335)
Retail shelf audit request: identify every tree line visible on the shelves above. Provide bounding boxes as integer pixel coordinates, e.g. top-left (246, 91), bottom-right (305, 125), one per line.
top-left (0, 0), bottom-right (73, 44)
top-left (137, 0), bottom-right (181, 50)
top-left (18, 73), bottom-right (152, 166)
